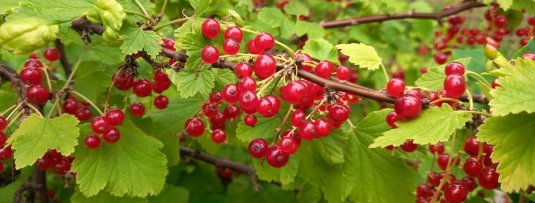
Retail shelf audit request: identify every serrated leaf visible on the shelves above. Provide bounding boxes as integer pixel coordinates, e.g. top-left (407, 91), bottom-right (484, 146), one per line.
top-left (258, 7), bottom-right (286, 28)
top-left (313, 131), bottom-right (347, 164)
top-left (477, 113), bottom-right (535, 192)
top-left (284, 1), bottom-right (309, 16)
top-left (414, 58), bottom-right (471, 91)
top-left (0, 17), bottom-right (59, 55)
top-left (253, 156), bottom-right (299, 185)
top-left (86, 0), bottom-right (126, 46)
top-left (74, 61), bottom-right (111, 102)
top-left (295, 21), bottom-right (325, 39)
top-left (303, 39), bottom-right (337, 63)
top-left (72, 120), bottom-right (168, 197)
top-left (7, 114), bottom-right (80, 169)
top-left (280, 17), bottom-right (296, 39)
top-left (71, 191), bottom-right (146, 203)
top-left (212, 68), bottom-right (237, 90)
top-left (489, 59), bottom-right (535, 116)
top-left (117, 0), bottom-right (154, 23)
top-left (235, 116), bottom-right (280, 142)
top-left (370, 106), bottom-right (471, 148)
top-left (7, 0), bottom-right (94, 24)
top-left (498, 0), bottom-right (513, 10)
top-left (120, 25), bottom-right (162, 58)
top-left (512, 38), bottom-right (535, 58)
top-left (188, 0), bottom-right (233, 17)
top-left (173, 21), bottom-right (210, 71)
top-left (336, 43), bottom-right (382, 70)
top-left (167, 69), bottom-right (215, 98)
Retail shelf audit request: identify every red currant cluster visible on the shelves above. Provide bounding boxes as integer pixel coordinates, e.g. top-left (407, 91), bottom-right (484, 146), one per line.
top-left (35, 149), bottom-right (75, 176)
top-left (21, 48), bottom-right (61, 105)
top-left (83, 109), bottom-right (124, 149)
top-left (0, 116), bottom-right (12, 172)
top-left (62, 96), bottom-right (92, 121)
top-left (515, 16), bottom-right (535, 46)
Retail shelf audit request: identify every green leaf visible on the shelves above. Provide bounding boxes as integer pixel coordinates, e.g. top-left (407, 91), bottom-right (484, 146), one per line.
top-left (167, 69), bottom-right (215, 98)
top-left (0, 17), bottom-right (59, 55)
top-left (511, 0), bottom-right (535, 14)
top-left (253, 156), bottom-right (299, 185)
top-left (280, 18), bottom-right (296, 39)
top-left (370, 106), bottom-right (471, 148)
top-left (0, 168), bottom-right (33, 203)
top-left (8, 0), bottom-right (94, 24)
top-left (477, 112), bottom-right (535, 192)
top-left (489, 59), bottom-right (535, 116)
top-left (512, 38), bottom-right (535, 58)
top-left (86, 0), bottom-right (127, 46)
top-left (295, 21), bottom-right (325, 39)
top-left (7, 114), bottom-right (80, 169)
top-left (235, 116), bottom-right (280, 142)
top-left (414, 58), bottom-right (471, 91)
top-left (72, 120), bottom-right (168, 197)
top-left (117, 0), bottom-right (155, 23)
top-left (303, 39), bottom-right (337, 63)
top-left (313, 131), bottom-right (348, 164)
top-left (0, 0), bottom-right (23, 14)
top-left (187, 0), bottom-right (233, 17)
top-left (74, 61), bottom-right (111, 102)
top-left (120, 25), bottom-right (162, 58)
top-left (71, 191), bottom-right (146, 203)
top-left (452, 48), bottom-right (485, 73)
top-left (258, 7), bottom-right (286, 28)
top-left (284, 1), bottom-right (309, 16)
top-left (173, 20), bottom-right (210, 71)
top-left (336, 43), bottom-right (383, 70)
top-left (148, 184), bottom-right (189, 203)
top-left (498, 0), bottom-right (513, 10)
top-left (212, 68), bottom-right (237, 90)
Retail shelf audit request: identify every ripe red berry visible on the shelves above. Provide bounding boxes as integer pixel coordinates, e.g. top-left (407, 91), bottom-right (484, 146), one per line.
top-left (254, 33), bottom-right (275, 52)
top-left (263, 95), bottom-right (281, 117)
top-left (463, 156), bottom-right (482, 177)
top-left (244, 114), bottom-right (257, 127)
top-left (265, 145), bottom-right (289, 168)
top-left (44, 47), bottom-right (61, 61)
top-left (239, 91), bottom-right (258, 112)
top-left (248, 138), bottom-right (268, 158)
top-left (437, 154), bottom-right (450, 170)
top-left (162, 38), bottom-right (175, 50)
top-left (386, 78), bottom-right (405, 97)
top-left (154, 69), bottom-right (170, 83)
top-left (299, 121), bottom-right (317, 140)
top-left (223, 39), bottom-right (240, 55)
top-left (247, 39), bottom-right (262, 54)
top-left (75, 108), bottom-right (92, 121)
top-left (279, 136), bottom-right (298, 154)
top-left (314, 61), bottom-right (334, 78)
top-left (210, 112), bottom-right (226, 130)
top-left (427, 172), bottom-right (442, 186)
top-left (201, 46), bottom-right (219, 64)
top-left (464, 137), bottom-right (480, 156)
top-left (235, 63), bottom-right (253, 78)
top-left (444, 74), bottom-right (466, 98)
top-left (62, 98), bottom-right (78, 114)
top-left (29, 52), bottom-right (39, 59)
top-left (290, 109), bottom-right (306, 127)
top-left (478, 167), bottom-right (499, 189)
top-left (185, 118), bottom-right (205, 137)
top-left (222, 84), bottom-right (240, 103)
top-left (445, 62), bottom-right (465, 75)
top-left (328, 104), bottom-right (350, 123)
top-left (106, 109), bottom-right (125, 126)
top-left (428, 142), bottom-right (445, 155)
top-left (0, 146), bottom-right (12, 160)
top-left (0, 132), bottom-right (6, 146)
top-left (462, 176), bottom-right (477, 191)
top-left (400, 139), bottom-right (417, 152)
top-left (444, 183), bottom-right (468, 203)
top-left (494, 15), bottom-right (506, 27)
top-left (434, 53), bottom-right (448, 64)
top-left (254, 54), bottom-right (276, 79)
top-left (314, 118), bottom-right (331, 138)
top-left (394, 95), bottom-right (422, 119)
top-left (20, 68), bottom-right (43, 85)
top-left (27, 84), bottom-right (50, 104)
top-left (130, 102), bottom-right (145, 117)
top-left (336, 66), bottom-right (350, 80)
top-left (91, 116), bottom-right (111, 134)
top-left (209, 92), bottom-right (223, 104)
top-left (103, 127), bottom-right (121, 144)
top-left (201, 18), bottom-right (220, 39)
top-left (154, 95), bottom-right (169, 109)
top-left (202, 102), bottom-right (218, 118)
top-left (36, 156), bottom-right (53, 171)
top-left (112, 71), bottom-right (134, 91)
top-left (133, 79), bottom-right (153, 97)
top-left (224, 26), bottom-right (243, 42)
top-left (297, 54), bottom-right (313, 71)
top-left (85, 135), bottom-right (101, 149)
top-left (279, 81), bottom-right (306, 104)
top-left (211, 129), bottom-right (227, 144)
top-left (24, 59), bottom-right (43, 69)
top-left (223, 104), bottom-right (241, 120)
top-left (0, 116), bottom-right (7, 131)
top-left (237, 76), bottom-right (256, 92)
top-left (386, 111), bottom-right (401, 129)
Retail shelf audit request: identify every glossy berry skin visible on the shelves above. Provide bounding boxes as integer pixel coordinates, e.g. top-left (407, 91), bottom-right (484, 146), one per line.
top-left (154, 69), bottom-right (170, 83)
top-left (201, 18), bottom-right (220, 38)
top-left (278, 136), bottom-right (298, 154)
top-left (400, 140), bottom-right (417, 152)
top-left (416, 184), bottom-right (434, 198)
top-left (133, 79), bottom-right (153, 97)
top-left (434, 52), bottom-right (448, 64)
top-left (444, 74), bottom-right (466, 98)
top-left (248, 138), bottom-right (268, 158)
top-left (386, 111), bottom-right (401, 129)
top-left (238, 76), bottom-right (256, 92)
top-left (394, 95), bottom-right (422, 119)
top-left (27, 84), bottom-right (50, 104)
top-left (224, 26), bottom-right (243, 42)
top-left (130, 102), bottom-right (145, 117)
top-left (210, 112), bottom-right (226, 130)
top-left (154, 95), bottom-right (169, 109)
top-left (106, 109), bottom-right (125, 126)
top-left (211, 129), bottom-right (227, 144)
top-left (235, 63), bottom-right (253, 78)
top-left (209, 92), bottom-right (223, 104)
top-left (463, 157), bottom-right (482, 177)
top-left (91, 116), bottom-right (111, 134)
top-left (244, 114), bottom-right (257, 127)
top-left (299, 121), bottom-right (317, 140)
top-left (478, 167), bottom-right (499, 189)
top-left (20, 68), bottom-right (43, 85)
top-left (103, 127), bottom-right (121, 144)
top-left (314, 118), bottom-right (331, 138)
top-left (44, 47), bottom-right (61, 61)
top-left (290, 109), bottom-right (306, 127)
top-left (162, 38), bottom-right (175, 50)
top-left (112, 71), bottom-right (134, 91)
top-left (223, 39), bottom-right (240, 55)
top-left (201, 46), bottom-right (219, 64)
top-left (279, 81), bottom-right (306, 104)
top-left (428, 142), bottom-right (445, 155)
top-left (444, 183), bottom-right (468, 203)
top-left (75, 108), bottom-right (92, 121)
top-left (222, 84), bottom-right (240, 103)
top-left (254, 33), bottom-right (275, 52)
top-left (328, 104), bottom-right (350, 123)
top-left (464, 137), bottom-right (480, 156)
top-left (36, 157), bottom-right (53, 171)
top-left (239, 91), bottom-right (258, 112)
top-left (202, 103), bottom-right (218, 118)
top-left (265, 146), bottom-right (289, 168)
top-left (256, 97), bottom-right (273, 117)
top-left (62, 98), bottom-right (78, 114)
top-left (85, 135), bottom-right (101, 149)
top-left (185, 118), bottom-right (205, 137)
top-left (386, 78), bottom-right (405, 97)
top-left (264, 95), bottom-right (281, 117)
top-left (427, 172), bottom-right (442, 187)
top-left (0, 146), bottom-right (12, 160)
top-left (247, 39), bottom-right (262, 54)
top-left (254, 54), bottom-right (276, 79)
top-left (0, 132), bottom-right (6, 146)
top-left (314, 61), bottom-right (334, 78)
top-left (25, 59), bottom-right (43, 68)
top-left (223, 104), bottom-right (241, 120)
top-left (0, 116), bottom-right (7, 131)
top-left (336, 66), bottom-right (350, 80)
top-left (437, 154), bottom-right (450, 170)
top-left (445, 62), bottom-right (465, 75)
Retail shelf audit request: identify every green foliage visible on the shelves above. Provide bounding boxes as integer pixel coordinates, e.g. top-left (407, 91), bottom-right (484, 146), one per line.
top-left (7, 114), bottom-right (80, 169)
top-left (0, 17), bottom-right (59, 55)
top-left (7, 0), bottom-right (94, 24)
top-left (235, 116), bottom-right (280, 142)
top-left (119, 24), bottom-right (162, 58)
top-left (336, 43), bottom-right (383, 70)
top-left (415, 57), bottom-right (471, 91)
top-left (303, 39), bottom-right (338, 63)
top-left (253, 157), bottom-right (299, 185)
top-left (86, 0), bottom-right (126, 46)
top-left (489, 59), bottom-right (535, 116)
top-left (167, 69), bottom-right (216, 98)
top-left (295, 21), bottom-right (325, 39)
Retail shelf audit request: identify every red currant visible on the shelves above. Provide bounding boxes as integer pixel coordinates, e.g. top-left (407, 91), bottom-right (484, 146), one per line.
top-left (103, 127), bottom-right (121, 144)
top-left (36, 156), bottom-right (53, 171)
top-left (209, 92), bottom-right (223, 104)
top-left (133, 79), bottom-right (152, 97)
top-left (336, 66), bottom-right (350, 80)
top-left (185, 118), bottom-right (205, 137)
top-left (248, 138), bottom-right (268, 158)
top-left (154, 95), bottom-right (169, 109)
top-left (62, 98), bottom-right (78, 114)
top-left (462, 176), bottom-right (477, 191)
top-left (201, 46), bottom-right (219, 64)
top-left (463, 156), bottom-right (482, 177)
top-left (327, 103), bottom-right (350, 123)
top-left (297, 54), bottom-right (313, 71)
top-left (386, 111), bottom-right (401, 129)
top-left (314, 61), bottom-right (334, 78)
top-left (223, 39), bottom-right (240, 55)
top-left (210, 112), bottom-right (226, 130)
top-left (416, 184), bottom-right (434, 198)
top-left (254, 33), bottom-right (275, 52)
top-left (237, 76), bottom-right (256, 92)
top-left (299, 121), bottom-right (317, 140)
top-left (20, 68), bottom-right (43, 85)
top-left (478, 167), bottom-right (499, 189)
top-left (239, 91), bottom-right (258, 112)
top-left (247, 39), bottom-right (262, 54)
top-left (445, 62), bottom-right (465, 75)
top-left (444, 182), bottom-right (468, 203)
top-left (224, 26), bottom-right (243, 42)
top-left (428, 142), bottom-right (445, 155)
top-left (244, 114), bottom-right (257, 127)
top-left (278, 136), bottom-right (298, 154)
top-left (202, 102), bottom-right (218, 118)
top-left (434, 52), bottom-right (448, 64)
top-left (235, 63), bottom-right (253, 78)
top-left (254, 54), bottom-right (276, 79)
top-left (223, 104), bottom-right (241, 120)
top-left (24, 59), bottom-right (43, 69)
top-left (386, 78), bottom-right (405, 97)
top-left (130, 102), bottom-right (145, 117)
top-left (201, 18), bottom-right (220, 39)
top-left (84, 135), bottom-right (101, 149)
top-left (222, 84), bottom-right (240, 103)
top-left (265, 145), bottom-right (289, 168)
top-left (44, 47), bottom-right (61, 61)
top-left (279, 81), bottom-right (306, 104)
top-left (464, 137), bottom-right (480, 156)
top-left (290, 109), bottom-right (306, 127)
top-left (437, 154), bottom-right (450, 170)
top-left (394, 95), bottom-right (422, 119)
top-left (154, 69), bottom-right (170, 84)
top-left (0, 132), bottom-right (6, 146)
top-left (0, 116), bottom-right (7, 131)
top-left (27, 84), bottom-right (50, 104)
top-left (314, 118), bottom-right (331, 138)
top-left (113, 71), bottom-right (134, 91)
top-left (75, 108), bottom-right (92, 121)
top-left (0, 146), bottom-right (12, 160)
top-left (105, 109), bottom-right (124, 126)
top-left (91, 116), bottom-right (111, 134)
top-left (211, 129), bottom-right (227, 144)
top-left (162, 38), bottom-right (175, 50)
top-left (400, 139), bottom-right (417, 152)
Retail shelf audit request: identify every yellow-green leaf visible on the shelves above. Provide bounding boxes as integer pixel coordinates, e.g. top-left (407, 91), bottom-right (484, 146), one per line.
top-left (0, 17), bottom-right (59, 55)
top-left (336, 43), bottom-right (382, 70)
top-left (489, 59), bottom-right (535, 116)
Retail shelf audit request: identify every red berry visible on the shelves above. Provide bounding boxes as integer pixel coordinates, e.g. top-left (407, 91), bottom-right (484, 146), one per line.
top-left (113, 71), bottom-right (134, 91)
top-left (223, 104), bottom-right (241, 120)
top-left (386, 111), bottom-right (401, 129)
top-left (244, 114), bottom-right (257, 127)
top-left (62, 98), bottom-right (78, 114)
top-left (85, 135), bottom-right (101, 149)
top-left (299, 121), bottom-right (317, 140)
top-left (279, 81), bottom-right (306, 104)
top-left (209, 92), bottom-right (223, 104)
top-left (254, 54), bottom-right (276, 79)
top-left (239, 91), bottom-right (258, 112)
top-left (529, 17), bottom-right (535, 26)
top-left (0, 116), bottom-right (7, 131)
top-left (314, 118), bottom-right (331, 138)
top-left (437, 154), bottom-right (450, 170)
top-left (248, 138), bottom-right (268, 158)
top-left (464, 137), bottom-right (480, 156)
top-left (444, 74), bottom-right (466, 98)
top-left (444, 183), bottom-right (468, 203)
top-left (20, 68), bottom-right (43, 85)
top-left (44, 47), bottom-right (61, 61)
top-left (0, 146), bottom-right (12, 160)
top-left (75, 108), bottom-right (92, 121)
top-left (210, 112), bottom-right (226, 130)
top-left (24, 59), bottom-right (43, 69)
top-left (247, 39), bottom-right (262, 54)
top-left (154, 95), bottom-right (169, 109)
top-left (394, 95), bottom-right (422, 119)
top-left (521, 52), bottom-right (535, 60)
top-left (314, 61), bottom-right (334, 78)
top-left (297, 54), bottom-right (313, 71)
top-left (428, 142), bottom-right (445, 155)
top-left (201, 18), bottom-right (220, 39)
top-left (162, 38), bottom-right (175, 50)
top-left (427, 172), bottom-right (442, 186)
top-left (222, 84), bottom-right (240, 103)
top-left (278, 136), bottom-right (298, 154)
top-left (434, 53), bottom-right (448, 64)
top-left (211, 129), bottom-right (227, 144)
top-left (263, 95), bottom-right (280, 117)
top-left (133, 79), bottom-right (152, 97)
top-left (130, 102), bottom-right (145, 117)
top-left (478, 167), bottom-right (499, 189)
top-left (154, 69), bottom-right (170, 83)
top-left (29, 52), bottom-right (39, 59)
top-left (463, 156), bottom-right (482, 177)
top-left (386, 78), bottom-right (405, 97)
top-left (91, 116), bottom-right (111, 134)
top-left (106, 109), bottom-right (125, 126)
top-left (202, 102), bottom-right (218, 118)
top-left (491, 78), bottom-right (501, 88)
top-left (235, 63), bottom-right (253, 78)
top-left (254, 33), bottom-right (275, 52)
top-left (185, 118), bottom-right (205, 137)
top-left (416, 184), bottom-right (434, 198)
top-left (290, 109), bottom-right (306, 127)
top-left (445, 62), bottom-right (465, 76)
top-left (26, 84), bottom-right (50, 104)
top-left (223, 39), bottom-right (240, 55)
top-left (336, 66), bottom-right (350, 80)
top-left (103, 127), bottom-right (121, 144)
top-left (494, 15), bottom-right (506, 27)
top-left (36, 156), bottom-right (53, 171)
top-left (238, 76), bottom-right (256, 92)
top-left (328, 103), bottom-right (350, 123)
top-left (224, 26), bottom-right (243, 42)
top-left (201, 46), bottom-right (219, 64)
top-left (0, 132), bottom-right (6, 146)
top-left (265, 145), bottom-right (289, 168)
top-left (400, 139), bottom-right (417, 152)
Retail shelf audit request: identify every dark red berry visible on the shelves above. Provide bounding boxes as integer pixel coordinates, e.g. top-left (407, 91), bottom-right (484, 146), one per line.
top-left (154, 95), bottom-right (169, 109)
top-left (201, 46), bottom-right (219, 64)
top-left (0, 146), bottom-right (12, 160)
top-left (211, 129), bottom-right (227, 144)
top-left (62, 98), bottom-right (78, 114)
top-left (299, 121), bottom-right (317, 140)
top-left (247, 39), bottom-right (262, 54)
top-left (437, 154), bottom-right (450, 170)
top-left (185, 118), bottom-right (205, 137)
top-left (20, 68), bottom-right (43, 85)
top-left (254, 33), bottom-right (275, 52)
top-left (254, 54), bottom-right (276, 79)
top-left (314, 118), bottom-right (331, 138)
top-left (0, 132), bottom-right (6, 146)
top-left (75, 108), bottom-right (92, 121)
top-left (290, 109), bottom-right (306, 127)
top-left (478, 167), bottom-right (499, 189)
top-left (162, 38), bottom-right (175, 50)
top-left (201, 18), bottom-right (220, 39)
top-left (400, 139), bottom-right (417, 152)
top-left (210, 112), bottom-right (226, 130)
top-left (0, 116), bottom-right (7, 131)
top-left (223, 104), bottom-right (241, 120)
top-left (91, 116), bottom-right (111, 134)
top-left (463, 156), bottom-right (482, 177)
top-left (428, 142), bottom-right (445, 155)
top-left (106, 109), bottom-right (125, 126)
top-left (244, 114), bottom-right (257, 127)
top-left (416, 184), bottom-right (434, 198)
top-left (314, 61), bottom-right (334, 78)
top-left (223, 39), bottom-right (240, 55)
top-left (85, 135), bottom-right (101, 149)
top-left (202, 102), bottom-right (218, 118)
top-left (26, 84), bottom-right (50, 104)
top-left (36, 156), bottom-right (53, 171)
top-left (386, 111), bottom-right (401, 129)
top-left (386, 78), bottom-right (405, 97)
top-left (328, 104), bottom-right (350, 123)
top-left (154, 69), bottom-right (170, 84)
top-left (265, 145), bottom-right (289, 168)
top-left (133, 79), bottom-right (152, 97)
top-left (209, 92), bottom-right (223, 104)
top-left (44, 48), bottom-right (60, 61)
top-left (103, 127), bottom-right (121, 144)
top-left (112, 71), bottom-right (134, 91)
top-left (394, 95), bottom-right (422, 119)
top-left (336, 66), bottom-right (350, 80)
top-left (248, 138), bottom-right (268, 158)
top-left (444, 182), bottom-right (468, 203)
top-left (224, 26), bottom-right (243, 42)
top-left (435, 53), bottom-right (448, 64)
top-left (222, 84), bottom-right (240, 103)
top-left (464, 137), bottom-right (480, 156)
top-left (235, 63), bottom-right (253, 78)
top-left (278, 136), bottom-right (298, 154)
top-left (130, 102), bottom-right (145, 117)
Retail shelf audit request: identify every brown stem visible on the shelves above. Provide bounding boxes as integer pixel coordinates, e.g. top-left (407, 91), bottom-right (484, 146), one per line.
top-left (320, 1), bottom-right (486, 28)
top-left (55, 39), bottom-right (72, 76)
